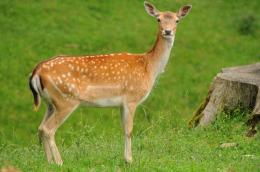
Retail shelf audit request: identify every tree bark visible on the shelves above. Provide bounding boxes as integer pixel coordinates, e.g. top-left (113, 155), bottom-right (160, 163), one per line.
top-left (189, 63), bottom-right (260, 136)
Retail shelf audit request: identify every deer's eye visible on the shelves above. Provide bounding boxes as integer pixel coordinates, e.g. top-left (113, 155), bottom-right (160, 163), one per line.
top-left (176, 20), bottom-right (179, 23)
top-left (157, 18), bottom-right (161, 22)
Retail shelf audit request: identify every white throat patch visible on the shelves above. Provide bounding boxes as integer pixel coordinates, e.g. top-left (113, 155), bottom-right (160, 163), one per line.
top-left (157, 37), bottom-right (174, 74)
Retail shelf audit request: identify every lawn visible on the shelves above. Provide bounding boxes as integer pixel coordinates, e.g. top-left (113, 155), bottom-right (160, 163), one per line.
top-left (0, 0), bottom-right (259, 171)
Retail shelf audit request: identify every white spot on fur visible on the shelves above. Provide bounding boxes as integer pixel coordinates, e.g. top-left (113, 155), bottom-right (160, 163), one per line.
top-left (57, 77), bottom-right (62, 84)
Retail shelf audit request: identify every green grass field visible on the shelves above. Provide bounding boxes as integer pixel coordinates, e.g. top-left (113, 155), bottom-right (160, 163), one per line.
top-left (0, 0), bottom-right (259, 171)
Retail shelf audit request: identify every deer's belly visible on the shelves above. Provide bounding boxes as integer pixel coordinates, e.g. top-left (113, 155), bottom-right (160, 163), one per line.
top-left (80, 85), bottom-right (123, 107)
top-left (88, 96), bottom-right (123, 107)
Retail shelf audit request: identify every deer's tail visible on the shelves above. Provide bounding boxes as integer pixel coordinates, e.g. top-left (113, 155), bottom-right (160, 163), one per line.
top-left (29, 73), bottom-right (43, 111)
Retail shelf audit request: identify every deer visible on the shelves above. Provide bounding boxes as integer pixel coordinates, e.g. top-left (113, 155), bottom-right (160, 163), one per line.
top-left (29, 1), bottom-right (191, 165)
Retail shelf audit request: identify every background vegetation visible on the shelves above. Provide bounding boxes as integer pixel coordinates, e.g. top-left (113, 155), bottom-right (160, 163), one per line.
top-left (0, 0), bottom-right (259, 171)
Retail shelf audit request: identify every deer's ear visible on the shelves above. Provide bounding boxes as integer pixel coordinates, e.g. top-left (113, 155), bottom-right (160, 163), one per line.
top-left (177, 5), bottom-right (192, 19)
top-left (144, 1), bottom-right (159, 17)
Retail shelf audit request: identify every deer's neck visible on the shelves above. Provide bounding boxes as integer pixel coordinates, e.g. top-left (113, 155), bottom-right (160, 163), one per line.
top-left (147, 32), bottom-right (174, 78)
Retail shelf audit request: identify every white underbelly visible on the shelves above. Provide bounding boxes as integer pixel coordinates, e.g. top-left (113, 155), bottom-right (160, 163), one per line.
top-left (82, 96), bottom-right (123, 107)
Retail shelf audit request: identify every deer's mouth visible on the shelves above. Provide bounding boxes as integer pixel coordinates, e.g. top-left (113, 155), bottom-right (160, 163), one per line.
top-left (162, 33), bottom-right (174, 39)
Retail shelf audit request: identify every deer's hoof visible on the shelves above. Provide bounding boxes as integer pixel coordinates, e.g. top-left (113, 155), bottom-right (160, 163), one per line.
top-left (55, 160), bottom-right (63, 166)
top-left (124, 156), bottom-right (132, 164)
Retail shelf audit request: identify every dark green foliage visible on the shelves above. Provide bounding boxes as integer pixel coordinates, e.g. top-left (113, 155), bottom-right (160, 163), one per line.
top-left (239, 16), bottom-right (257, 35)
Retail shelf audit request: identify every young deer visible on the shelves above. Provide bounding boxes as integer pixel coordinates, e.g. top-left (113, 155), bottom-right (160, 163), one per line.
top-left (29, 1), bottom-right (191, 165)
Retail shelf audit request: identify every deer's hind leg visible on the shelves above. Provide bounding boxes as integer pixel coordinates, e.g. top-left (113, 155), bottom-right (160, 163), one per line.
top-left (39, 99), bottom-right (79, 165)
top-left (38, 104), bottom-right (55, 163)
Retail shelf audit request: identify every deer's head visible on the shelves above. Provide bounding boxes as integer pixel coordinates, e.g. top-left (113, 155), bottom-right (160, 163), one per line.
top-left (144, 1), bottom-right (192, 40)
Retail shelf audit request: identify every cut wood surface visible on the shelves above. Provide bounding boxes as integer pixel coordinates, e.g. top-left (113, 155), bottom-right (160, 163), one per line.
top-left (189, 63), bottom-right (260, 136)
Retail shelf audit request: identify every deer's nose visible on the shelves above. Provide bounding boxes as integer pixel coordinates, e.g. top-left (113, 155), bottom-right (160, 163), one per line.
top-left (164, 30), bottom-right (172, 35)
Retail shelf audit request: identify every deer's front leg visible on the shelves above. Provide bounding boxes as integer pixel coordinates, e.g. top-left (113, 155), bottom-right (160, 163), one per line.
top-left (121, 102), bottom-right (136, 163)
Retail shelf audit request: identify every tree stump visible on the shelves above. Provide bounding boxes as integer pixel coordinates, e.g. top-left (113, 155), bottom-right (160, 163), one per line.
top-left (189, 63), bottom-right (260, 136)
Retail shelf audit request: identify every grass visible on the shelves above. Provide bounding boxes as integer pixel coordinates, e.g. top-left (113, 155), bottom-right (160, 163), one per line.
top-left (0, 0), bottom-right (259, 171)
